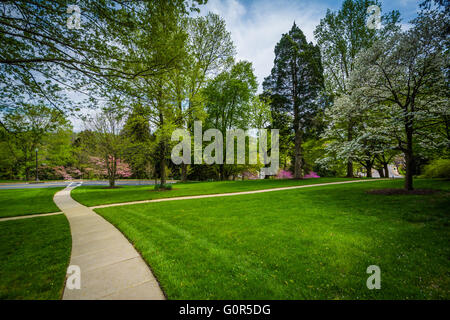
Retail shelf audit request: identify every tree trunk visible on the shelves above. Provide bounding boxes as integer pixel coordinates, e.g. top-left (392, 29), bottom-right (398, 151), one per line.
top-left (24, 153), bottom-right (29, 181)
top-left (294, 129), bottom-right (303, 179)
top-left (366, 163), bottom-right (373, 178)
top-left (159, 107), bottom-right (166, 185)
top-left (108, 156), bottom-right (116, 188)
top-left (219, 164), bottom-right (225, 181)
top-left (181, 163), bottom-right (187, 182)
top-left (346, 126), bottom-right (354, 177)
top-left (404, 145), bottom-right (414, 190)
top-left (377, 168), bottom-right (384, 178)
top-left (384, 163), bottom-right (389, 178)
top-left (346, 161), bottom-right (354, 178)
top-left (404, 117), bottom-right (414, 190)
top-left (160, 147), bottom-right (166, 185)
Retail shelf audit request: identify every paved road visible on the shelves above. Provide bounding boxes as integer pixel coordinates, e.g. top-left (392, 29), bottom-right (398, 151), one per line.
top-left (0, 180), bottom-right (171, 190)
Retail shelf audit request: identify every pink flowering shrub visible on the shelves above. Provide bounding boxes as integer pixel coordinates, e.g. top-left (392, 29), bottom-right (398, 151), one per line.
top-left (276, 169), bottom-right (293, 179)
top-left (304, 171), bottom-right (320, 178)
top-left (51, 166), bottom-right (84, 180)
top-left (53, 166), bottom-right (73, 180)
top-left (88, 156), bottom-right (132, 178)
top-left (116, 161), bottom-right (132, 178)
top-left (242, 171), bottom-right (259, 180)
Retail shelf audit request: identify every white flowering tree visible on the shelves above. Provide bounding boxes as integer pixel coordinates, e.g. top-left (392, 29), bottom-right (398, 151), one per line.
top-left (348, 5), bottom-right (449, 190)
top-left (322, 93), bottom-right (398, 177)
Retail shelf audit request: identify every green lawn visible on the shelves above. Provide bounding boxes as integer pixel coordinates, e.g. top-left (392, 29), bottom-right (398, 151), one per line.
top-left (95, 179), bottom-right (450, 299)
top-left (72, 177), bottom-right (358, 207)
top-left (0, 187), bottom-right (64, 218)
top-left (0, 180), bottom-right (25, 184)
top-left (0, 215), bottom-right (71, 299)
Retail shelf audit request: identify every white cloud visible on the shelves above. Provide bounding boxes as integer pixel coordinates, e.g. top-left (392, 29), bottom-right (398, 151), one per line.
top-left (199, 0), bottom-right (329, 92)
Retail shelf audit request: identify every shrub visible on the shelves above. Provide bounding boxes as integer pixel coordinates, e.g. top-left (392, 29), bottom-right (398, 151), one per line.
top-left (421, 159), bottom-right (450, 178)
top-left (154, 183), bottom-right (173, 191)
top-left (275, 170), bottom-right (293, 179)
top-left (304, 171), bottom-right (320, 178)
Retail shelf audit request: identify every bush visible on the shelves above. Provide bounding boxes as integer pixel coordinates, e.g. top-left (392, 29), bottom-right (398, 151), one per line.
top-left (421, 159), bottom-right (450, 178)
top-left (275, 170), bottom-right (293, 179)
top-left (304, 171), bottom-right (320, 178)
top-left (154, 183), bottom-right (173, 191)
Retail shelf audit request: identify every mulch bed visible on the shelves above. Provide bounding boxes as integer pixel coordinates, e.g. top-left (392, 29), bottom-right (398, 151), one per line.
top-left (367, 188), bottom-right (441, 195)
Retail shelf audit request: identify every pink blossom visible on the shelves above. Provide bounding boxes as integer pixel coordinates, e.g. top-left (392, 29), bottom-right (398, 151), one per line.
top-left (53, 166), bottom-right (73, 180)
top-left (88, 156), bottom-right (132, 178)
top-left (242, 171), bottom-right (258, 180)
top-left (304, 171), bottom-right (320, 178)
top-left (276, 169), bottom-right (293, 179)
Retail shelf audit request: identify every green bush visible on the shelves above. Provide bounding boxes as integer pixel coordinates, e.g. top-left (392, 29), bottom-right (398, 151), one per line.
top-left (421, 159), bottom-right (450, 178)
top-left (154, 183), bottom-right (173, 191)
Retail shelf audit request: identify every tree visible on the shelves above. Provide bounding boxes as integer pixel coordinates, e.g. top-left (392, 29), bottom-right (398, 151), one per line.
top-left (0, 103), bottom-right (68, 180)
top-left (122, 105), bottom-right (156, 179)
top-left (87, 108), bottom-right (127, 188)
top-left (170, 12), bottom-right (235, 181)
top-left (263, 23), bottom-right (324, 179)
top-left (314, 0), bottom-right (400, 177)
top-left (203, 60), bottom-right (258, 180)
top-left (350, 4), bottom-right (448, 190)
top-left (0, 0), bottom-right (206, 116)
top-left (321, 92), bottom-right (399, 178)
top-left (112, 1), bottom-right (205, 185)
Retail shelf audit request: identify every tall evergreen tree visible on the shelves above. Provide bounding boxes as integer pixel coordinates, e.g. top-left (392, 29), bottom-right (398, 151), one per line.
top-left (263, 23), bottom-right (324, 179)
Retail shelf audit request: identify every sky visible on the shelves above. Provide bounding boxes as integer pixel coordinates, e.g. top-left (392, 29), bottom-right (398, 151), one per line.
top-left (197, 0), bottom-right (421, 92)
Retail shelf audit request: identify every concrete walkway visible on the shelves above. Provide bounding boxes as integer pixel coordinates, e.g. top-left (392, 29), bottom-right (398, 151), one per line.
top-left (53, 186), bottom-right (165, 300)
top-left (0, 211), bottom-right (63, 222)
top-left (92, 179), bottom-right (386, 209)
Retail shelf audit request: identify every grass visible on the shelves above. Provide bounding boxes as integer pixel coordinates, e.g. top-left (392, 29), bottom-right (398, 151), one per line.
top-left (0, 180), bottom-right (25, 184)
top-left (95, 179), bottom-right (450, 299)
top-left (0, 187), bottom-right (64, 218)
top-left (0, 215), bottom-right (71, 299)
top-left (0, 180), bottom-right (60, 183)
top-left (72, 177), bottom-right (358, 206)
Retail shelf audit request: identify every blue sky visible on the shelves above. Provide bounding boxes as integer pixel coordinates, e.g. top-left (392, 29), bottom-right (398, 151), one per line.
top-left (198, 0), bottom-right (421, 92)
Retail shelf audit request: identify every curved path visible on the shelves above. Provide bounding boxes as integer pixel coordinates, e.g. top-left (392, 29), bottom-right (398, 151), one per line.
top-left (91, 179), bottom-right (385, 209)
top-left (53, 186), bottom-right (165, 300)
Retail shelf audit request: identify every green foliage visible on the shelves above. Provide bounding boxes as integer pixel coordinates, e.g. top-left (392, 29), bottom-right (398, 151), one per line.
top-left (0, 0), bottom-right (205, 114)
top-left (154, 183), bottom-right (173, 191)
top-left (314, 0), bottom-right (401, 178)
top-left (303, 138), bottom-right (346, 176)
top-left (263, 23), bottom-right (324, 178)
top-left (0, 104), bottom-right (70, 180)
top-left (204, 60), bottom-right (258, 132)
top-left (314, 0), bottom-right (400, 95)
top-left (422, 159), bottom-right (450, 178)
